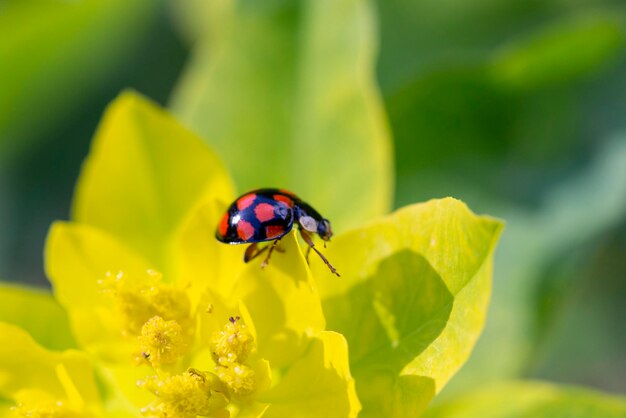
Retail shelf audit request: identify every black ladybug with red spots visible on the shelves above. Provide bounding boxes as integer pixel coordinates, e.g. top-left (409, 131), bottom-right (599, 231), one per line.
top-left (216, 188), bottom-right (339, 276)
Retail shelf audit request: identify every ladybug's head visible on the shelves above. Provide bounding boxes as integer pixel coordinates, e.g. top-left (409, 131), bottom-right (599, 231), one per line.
top-left (317, 219), bottom-right (333, 241)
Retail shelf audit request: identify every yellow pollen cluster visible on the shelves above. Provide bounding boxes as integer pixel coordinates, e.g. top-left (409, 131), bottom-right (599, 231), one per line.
top-left (138, 369), bottom-right (230, 418)
top-left (11, 401), bottom-right (82, 418)
top-left (210, 317), bottom-right (257, 397)
top-left (210, 316), bottom-right (254, 365)
top-left (138, 316), bottom-right (188, 368)
top-left (215, 363), bottom-right (256, 397)
top-left (98, 270), bottom-right (192, 338)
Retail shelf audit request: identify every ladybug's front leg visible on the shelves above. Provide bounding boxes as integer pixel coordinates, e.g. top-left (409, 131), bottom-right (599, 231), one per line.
top-left (299, 229), bottom-right (340, 277)
top-left (244, 242), bottom-right (267, 263)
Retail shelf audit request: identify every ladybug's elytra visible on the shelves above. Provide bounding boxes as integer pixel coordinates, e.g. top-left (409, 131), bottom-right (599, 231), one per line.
top-left (215, 188), bottom-right (339, 276)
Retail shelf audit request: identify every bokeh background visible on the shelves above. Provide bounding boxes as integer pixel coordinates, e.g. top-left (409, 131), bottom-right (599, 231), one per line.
top-left (1, 0), bottom-right (624, 405)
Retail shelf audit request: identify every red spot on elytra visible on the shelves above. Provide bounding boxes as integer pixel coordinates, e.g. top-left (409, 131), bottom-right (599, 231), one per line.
top-left (237, 194), bottom-right (256, 210)
top-left (266, 225), bottom-right (284, 239)
top-left (273, 194), bottom-right (294, 207)
top-left (254, 203), bottom-right (276, 222)
top-left (218, 213), bottom-right (229, 237)
top-left (237, 220), bottom-right (255, 241)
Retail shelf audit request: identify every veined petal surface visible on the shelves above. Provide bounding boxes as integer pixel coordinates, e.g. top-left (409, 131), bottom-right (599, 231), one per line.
top-left (73, 91), bottom-right (234, 269)
top-left (311, 198), bottom-right (503, 416)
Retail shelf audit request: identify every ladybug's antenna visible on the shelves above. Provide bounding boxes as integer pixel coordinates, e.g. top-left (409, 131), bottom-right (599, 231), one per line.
top-left (299, 229), bottom-right (340, 277)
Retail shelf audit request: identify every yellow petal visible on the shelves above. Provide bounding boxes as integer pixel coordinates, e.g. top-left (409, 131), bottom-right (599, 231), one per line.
top-left (230, 233), bottom-right (326, 368)
top-left (170, 195), bottom-right (242, 306)
top-left (45, 221), bottom-right (152, 361)
top-left (259, 331), bottom-right (360, 418)
top-left (311, 198), bottom-right (503, 416)
top-left (72, 90), bottom-right (234, 268)
top-left (235, 402), bottom-right (270, 418)
top-left (0, 283), bottom-right (75, 350)
top-left (0, 322), bottom-right (100, 407)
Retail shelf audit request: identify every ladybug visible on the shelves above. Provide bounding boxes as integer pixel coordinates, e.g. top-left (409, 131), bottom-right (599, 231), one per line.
top-left (216, 188), bottom-right (339, 276)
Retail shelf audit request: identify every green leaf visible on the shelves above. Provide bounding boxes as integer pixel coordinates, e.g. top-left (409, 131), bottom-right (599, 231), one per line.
top-left (387, 11), bottom-right (626, 182)
top-left (386, 64), bottom-right (512, 175)
top-left (0, 283), bottom-right (75, 350)
top-left (168, 0), bottom-right (227, 44)
top-left (491, 13), bottom-right (626, 91)
top-left (72, 91), bottom-right (234, 269)
top-left (446, 137), bottom-right (626, 392)
top-left (0, 0), bottom-right (159, 163)
top-left (171, 0), bottom-right (393, 233)
top-left (310, 198), bottom-right (503, 416)
top-left (422, 381), bottom-right (626, 418)
top-left (376, 2), bottom-right (625, 95)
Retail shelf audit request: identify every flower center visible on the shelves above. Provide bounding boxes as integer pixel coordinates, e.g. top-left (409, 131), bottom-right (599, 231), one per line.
top-left (108, 270), bottom-right (266, 415)
top-left (137, 315), bottom-right (264, 416)
top-left (99, 269), bottom-right (192, 338)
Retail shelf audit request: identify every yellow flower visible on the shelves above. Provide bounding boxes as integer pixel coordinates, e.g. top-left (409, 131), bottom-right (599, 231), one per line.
top-left (0, 91), bottom-right (502, 418)
top-left (42, 92), bottom-right (360, 418)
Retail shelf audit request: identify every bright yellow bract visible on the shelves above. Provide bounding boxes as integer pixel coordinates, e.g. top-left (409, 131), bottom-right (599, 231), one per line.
top-left (0, 92), bottom-right (503, 418)
top-left (41, 92), bottom-right (359, 418)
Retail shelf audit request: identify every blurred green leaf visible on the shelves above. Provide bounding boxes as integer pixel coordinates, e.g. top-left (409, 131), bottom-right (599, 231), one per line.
top-left (168, 0), bottom-right (228, 44)
top-left (171, 0), bottom-right (393, 232)
top-left (492, 13), bottom-right (626, 91)
top-left (529, 229), bottom-right (626, 389)
top-left (423, 381), bottom-right (626, 418)
top-left (376, 0), bottom-right (561, 94)
top-left (444, 137), bottom-right (626, 394)
top-left (311, 198), bottom-right (502, 417)
top-left (387, 65), bottom-right (512, 174)
top-left (376, 1), bottom-right (625, 94)
top-left (388, 10), bottom-right (626, 214)
top-left (0, 282), bottom-right (75, 350)
top-left (0, 0), bottom-right (159, 164)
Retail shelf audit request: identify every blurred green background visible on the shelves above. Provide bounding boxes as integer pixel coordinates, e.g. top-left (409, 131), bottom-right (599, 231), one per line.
top-left (1, 0), bottom-right (624, 407)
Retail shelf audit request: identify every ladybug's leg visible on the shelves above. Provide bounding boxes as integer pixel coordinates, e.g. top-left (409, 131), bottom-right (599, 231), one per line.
top-left (244, 242), bottom-right (268, 263)
top-left (299, 229), bottom-right (340, 277)
top-left (260, 239), bottom-right (281, 269)
top-left (305, 246), bottom-right (312, 264)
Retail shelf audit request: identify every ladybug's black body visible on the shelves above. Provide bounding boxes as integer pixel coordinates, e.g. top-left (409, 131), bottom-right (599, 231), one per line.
top-left (216, 188), bottom-right (338, 276)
